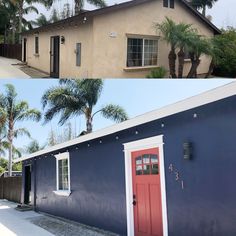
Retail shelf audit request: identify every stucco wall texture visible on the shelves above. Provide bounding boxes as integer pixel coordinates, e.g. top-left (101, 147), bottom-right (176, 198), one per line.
top-left (23, 0), bottom-right (214, 78)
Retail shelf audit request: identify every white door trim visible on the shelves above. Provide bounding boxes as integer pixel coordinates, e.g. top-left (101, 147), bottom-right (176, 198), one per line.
top-left (123, 135), bottom-right (168, 236)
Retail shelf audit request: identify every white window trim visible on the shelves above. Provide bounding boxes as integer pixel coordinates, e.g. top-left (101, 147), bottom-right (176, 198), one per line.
top-left (127, 37), bottom-right (159, 68)
top-left (123, 135), bottom-right (168, 236)
top-left (54, 152), bottom-right (71, 197)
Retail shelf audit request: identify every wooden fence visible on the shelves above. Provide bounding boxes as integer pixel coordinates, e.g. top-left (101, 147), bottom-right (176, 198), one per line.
top-left (0, 44), bottom-right (22, 61)
top-left (0, 176), bottom-right (22, 203)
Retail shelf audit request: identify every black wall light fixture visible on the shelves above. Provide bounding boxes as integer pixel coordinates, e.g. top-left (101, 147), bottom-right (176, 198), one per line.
top-left (183, 142), bottom-right (193, 160)
top-left (61, 36), bottom-right (65, 44)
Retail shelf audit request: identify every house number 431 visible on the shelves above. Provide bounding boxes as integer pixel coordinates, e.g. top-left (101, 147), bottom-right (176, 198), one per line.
top-left (168, 164), bottom-right (184, 190)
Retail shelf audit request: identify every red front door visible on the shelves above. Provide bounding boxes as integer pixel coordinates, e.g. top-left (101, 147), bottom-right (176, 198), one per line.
top-left (132, 148), bottom-right (163, 236)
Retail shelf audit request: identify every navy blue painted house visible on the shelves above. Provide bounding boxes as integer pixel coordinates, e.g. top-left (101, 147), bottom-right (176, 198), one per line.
top-left (16, 82), bottom-right (236, 236)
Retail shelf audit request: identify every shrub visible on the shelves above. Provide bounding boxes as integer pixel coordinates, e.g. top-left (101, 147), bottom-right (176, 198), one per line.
top-left (146, 67), bottom-right (168, 78)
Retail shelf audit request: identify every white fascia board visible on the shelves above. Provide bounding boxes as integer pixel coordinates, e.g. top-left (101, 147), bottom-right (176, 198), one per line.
top-left (14, 82), bottom-right (236, 163)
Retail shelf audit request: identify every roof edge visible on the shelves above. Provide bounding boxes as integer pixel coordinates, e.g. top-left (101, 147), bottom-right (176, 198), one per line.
top-left (14, 82), bottom-right (236, 163)
top-left (22, 0), bottom-right (221, 35)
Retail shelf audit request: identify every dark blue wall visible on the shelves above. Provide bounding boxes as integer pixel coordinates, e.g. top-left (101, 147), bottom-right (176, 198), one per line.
top-left (22, 95), bottom-right (236, 236)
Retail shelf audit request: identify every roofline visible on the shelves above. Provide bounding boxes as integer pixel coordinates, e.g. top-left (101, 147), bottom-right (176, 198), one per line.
top-left (15, 82), bottom-right (236, 163)
top-left (22, 0), bottom-right (221, 36)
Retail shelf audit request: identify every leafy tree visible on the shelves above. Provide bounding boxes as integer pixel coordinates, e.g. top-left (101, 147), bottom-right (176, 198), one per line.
top-left (206, 28), bottom-right (236, 78)
top-left (61, 3), bottom-right (72, 19)
top-left (0, 157), bottom-right (22, 174)
top-left (48, 0), bottom-right (106, 16)
top-left (0, 84), bottom-right (41, 176)
top-left (25, 139), bottom-right (45, 153)
top-left (50, 8), bottom-right (60, 23)
top-left (42, 79), bottom-right (128, 133)
top-left (31, 13), bottom-right (50, 27)
top-left (47, 122), bottom-right (77, 146)
top-left (190, 0), bottom-right (218, 16)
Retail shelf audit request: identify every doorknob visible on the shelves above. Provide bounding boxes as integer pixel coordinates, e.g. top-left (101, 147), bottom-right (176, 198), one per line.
top-left (132, 200), bottom-right (136, 206)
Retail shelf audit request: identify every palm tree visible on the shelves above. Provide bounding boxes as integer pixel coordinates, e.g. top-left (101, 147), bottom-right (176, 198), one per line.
top-left (42, 79), bottom-right (128, 133)
top-left (9, 0), bottom-right (49, 42)
top-left (31, 13), bottom-right (50, 27)
top-left (175, 23), bottom-right (196, 78)
top-left (156, 17), bottom-right (179, 78)
top-left (1, 84), bottom-right (41, 176)
top-left (190, 0), bottom-right (218, 16)
top-left (186, 35), bottom-right (211, 78)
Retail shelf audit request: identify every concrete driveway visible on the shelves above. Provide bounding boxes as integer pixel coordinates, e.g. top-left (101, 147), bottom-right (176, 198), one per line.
top-left (0, 57), bottom-right (30, 78)
top-left (0, 200), bottom-right (118, 236)
top-left (0, 200), bottom-right (54, 236)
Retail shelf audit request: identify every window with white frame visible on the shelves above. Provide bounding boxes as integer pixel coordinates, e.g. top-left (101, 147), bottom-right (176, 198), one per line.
top-left (127, 38), bottom-right (158, 67)
top-left (54, 152), bottom-right (71, 195)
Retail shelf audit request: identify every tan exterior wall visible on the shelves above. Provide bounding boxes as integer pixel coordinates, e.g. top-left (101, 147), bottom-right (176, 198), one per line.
top-left (92, 0), bottom-right (214, 78)
top-left (24, 21), bottom-right (94, 78)
top-left (23, 0), bottom-right (215, 78)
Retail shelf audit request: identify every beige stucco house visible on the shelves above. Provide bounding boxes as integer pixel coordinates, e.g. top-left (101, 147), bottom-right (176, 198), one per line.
top-left (21, 0), bottom-right (220, 78)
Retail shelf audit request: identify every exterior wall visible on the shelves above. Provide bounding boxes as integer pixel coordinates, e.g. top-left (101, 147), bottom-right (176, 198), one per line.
top-left (92, 0), bottom-right (214, 78)
top-left (23, 0), bottom-right (215, 78)
top-left (24, 21), bottom-right (94, 78)
top-left (22, 96), bottom-right (236, 235)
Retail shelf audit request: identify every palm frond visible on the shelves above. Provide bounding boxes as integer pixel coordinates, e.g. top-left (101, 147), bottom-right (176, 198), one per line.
top-left (100, 104), bottom-right (129, 123)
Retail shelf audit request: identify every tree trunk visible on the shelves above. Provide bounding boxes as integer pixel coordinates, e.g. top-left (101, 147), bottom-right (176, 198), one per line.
top-left (8, 121), bottom-right (14, 177)
top-left (205, 59), bottom-right (214, 78)
top-left (202, 6), bottom-right (206, 16)
top-left (177, 48), bottom-right (185, 78)
top-left (74, 0), bottom-right (82, 15)
top-left (18, 1), bottom-right (23, 43)
top-left (86, 116), bottom-right (93, 133)
top-left (11, 24), bottom-right (16, 44)
top-left (187, 58), bottom-right (201, 78)
top-left (168, 47), bottom-right (177, 78)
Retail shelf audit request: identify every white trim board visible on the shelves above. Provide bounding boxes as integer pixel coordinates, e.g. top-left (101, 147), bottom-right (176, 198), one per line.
top-left (123, 135), bottom-right (168, 236)
top-left (15, 82), bottom-right (236, 163)
top-left (54, 152), bottom-right (71, 196)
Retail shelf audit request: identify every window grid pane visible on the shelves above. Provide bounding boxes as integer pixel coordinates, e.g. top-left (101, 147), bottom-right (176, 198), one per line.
top-left (144, 39), bottom-right (158, 66)
top-left (58, 159), bottom-right (69, 190)
top-left (127, 38), bottom-right (143, 67)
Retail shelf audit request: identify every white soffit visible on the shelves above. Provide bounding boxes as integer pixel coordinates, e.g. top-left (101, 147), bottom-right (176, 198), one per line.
top-left (15, 82), bottom-right (236, 163)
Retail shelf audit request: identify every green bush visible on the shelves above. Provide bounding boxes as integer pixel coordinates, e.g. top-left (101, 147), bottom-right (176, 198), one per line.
top-left (146, 67), bottom-right (168, 78)
top-left (213, 28), bottom-right (236, 78)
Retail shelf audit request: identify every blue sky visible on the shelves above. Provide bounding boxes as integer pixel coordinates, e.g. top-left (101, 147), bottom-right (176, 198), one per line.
top-left (26, 0), bottom-right (236, 29)
top-left (0, 79), bottom-right (233, 154)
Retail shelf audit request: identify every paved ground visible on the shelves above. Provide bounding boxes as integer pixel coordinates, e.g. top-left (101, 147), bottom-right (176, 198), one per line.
top-left (0, 200), bottom-right (53, 236)
top-left (0, 57), bottom-right (30, 78)
top-left (0, 57), bottom-right (49, 78)
top-left (0, 200), bottom-right (118, 236)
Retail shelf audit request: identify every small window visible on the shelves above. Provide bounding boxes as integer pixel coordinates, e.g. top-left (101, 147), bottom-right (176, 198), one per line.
top-left (184, 47), bottom-right (191, 60)
top-left (76, 43), bottom-right (81, 66)
top-left (135, 154), bottom-right (159, 175)
top-left (55, 152), bottom-right (70, 192)
top-left (35, 36), bottom-right (39, 54)
top-left (127, 38), bottom-right (158, 67)
top-left (163, 0), bottom-right (174, 8)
